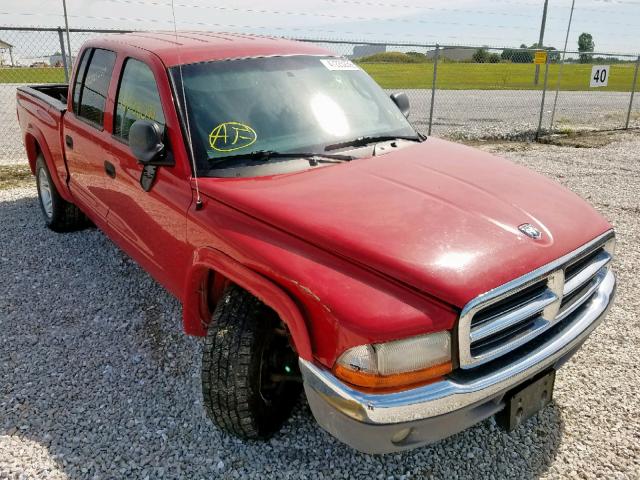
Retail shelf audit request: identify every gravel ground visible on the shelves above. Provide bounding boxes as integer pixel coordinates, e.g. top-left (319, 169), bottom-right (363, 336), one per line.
top-left (1, 132), bottom-right (639, 479)
top-left (0, 85), bottom-right (25, 165)
top-left (2, 83), bottom-right (640, 163)
top-left (403, 89), bottom-right (640, 141)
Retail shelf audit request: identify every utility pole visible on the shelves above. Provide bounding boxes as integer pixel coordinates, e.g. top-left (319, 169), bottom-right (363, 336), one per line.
top-left (550, 0), bottom-right (576, 131)
top-left (534, 0), bottom-right (549, 85)
top-left (62, 0), bottom-right (72, 69)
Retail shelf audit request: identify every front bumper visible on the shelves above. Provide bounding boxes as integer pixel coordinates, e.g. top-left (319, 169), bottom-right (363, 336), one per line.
top-left (300, 269), bottom-right (616, 454)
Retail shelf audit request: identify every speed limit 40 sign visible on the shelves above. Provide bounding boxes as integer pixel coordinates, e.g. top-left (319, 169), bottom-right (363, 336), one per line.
top-left (590, 65), bottom-right (610, 87)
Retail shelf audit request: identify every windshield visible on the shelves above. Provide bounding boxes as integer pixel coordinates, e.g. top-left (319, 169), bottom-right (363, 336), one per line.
top-left (170, 55), bottom-right (417, 176)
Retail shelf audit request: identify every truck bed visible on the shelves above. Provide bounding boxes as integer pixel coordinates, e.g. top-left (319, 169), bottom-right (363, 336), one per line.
top-left (17, 84), bottom-right (68, 112)
top-left (16, 83), bottom-right (71, 200)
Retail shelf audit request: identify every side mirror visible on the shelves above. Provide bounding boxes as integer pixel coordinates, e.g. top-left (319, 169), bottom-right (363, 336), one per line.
top-left (390, 92), bottom-right (410, 118)
top-left (129, 119), bottom-right (165, 164)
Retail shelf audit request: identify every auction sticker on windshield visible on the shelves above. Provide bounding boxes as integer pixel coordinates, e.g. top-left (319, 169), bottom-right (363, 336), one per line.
top-left (209, 122), bottom-right (257, 152)
top-left (320, 58), bottom-right (359, 71)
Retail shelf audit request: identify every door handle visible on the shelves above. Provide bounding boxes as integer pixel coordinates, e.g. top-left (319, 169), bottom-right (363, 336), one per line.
top-left (104, 160), bottom-right (116, 179)
top-left (65, 135), bottom-right (73, 149)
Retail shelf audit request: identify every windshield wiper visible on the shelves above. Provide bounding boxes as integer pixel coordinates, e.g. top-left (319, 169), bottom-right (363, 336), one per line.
top-left (210, 150), bottom-right (354, 167)
top-left (324, 135), bottom-right (422, 152)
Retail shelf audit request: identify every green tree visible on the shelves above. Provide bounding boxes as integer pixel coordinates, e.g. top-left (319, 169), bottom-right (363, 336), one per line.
top-left (503, 43), bottom-right (559, 63)
top-left (472, 48), bottom-right (489, 63)
top-left (501, 48), bottom-right (514, 61)
top-left (513, 48), bottom-right (533, 63)
top-left (578, 33), bottom-right (595, 63)
top-left (405, 51), bottom-right (426, 61)
top-left (545, 47), bottom-right (560, 63)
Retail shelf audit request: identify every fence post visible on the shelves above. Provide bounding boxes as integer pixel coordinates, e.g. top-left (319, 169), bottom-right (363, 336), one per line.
top-left (625, 56), bottom-right (640, 129)
top-left (536, 54), bottom-right (550, 140)
top-left (428, 44), bottom-right (439, 136)
top-left (57, 27), bottom-right (69, 82)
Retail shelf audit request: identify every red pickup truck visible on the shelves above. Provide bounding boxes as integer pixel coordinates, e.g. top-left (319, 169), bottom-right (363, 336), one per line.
top-left (16, 32), bottom-right (616, 454)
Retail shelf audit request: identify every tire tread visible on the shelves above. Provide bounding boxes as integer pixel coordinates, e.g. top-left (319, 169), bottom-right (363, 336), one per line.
top-left (201, 285), bottom-right (300, 439)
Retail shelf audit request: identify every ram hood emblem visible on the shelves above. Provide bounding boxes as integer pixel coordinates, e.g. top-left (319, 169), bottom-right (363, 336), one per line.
top-left (518, 223), bottom-right (542, 240)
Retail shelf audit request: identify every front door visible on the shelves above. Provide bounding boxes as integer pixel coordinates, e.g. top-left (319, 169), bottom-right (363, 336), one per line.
top-left (106, 57), bottom-right (193, 295)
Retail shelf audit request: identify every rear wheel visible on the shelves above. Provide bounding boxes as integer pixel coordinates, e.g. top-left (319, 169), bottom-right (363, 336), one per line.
top-left (35, 155), bottom-right (86, 232)
top-left (201, 285), bottom-right (302, 439)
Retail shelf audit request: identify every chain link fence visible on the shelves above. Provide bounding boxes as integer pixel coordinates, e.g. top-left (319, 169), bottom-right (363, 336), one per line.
top-left (428, 46), bottom-right (549, 140)
top-left (632, 80), bottom-right (640, 129)
top-left (548, 59), bottom-right (640, 133)
top-left (0, 27), bottom-right (130, 161)
top-left (1, 26), bottom-right (639, 160)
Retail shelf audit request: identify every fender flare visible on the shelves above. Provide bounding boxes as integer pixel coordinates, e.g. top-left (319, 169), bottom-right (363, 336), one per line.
top-left (182, 246), bottom-right (313, 361)
top-left (24, 127), bottom-right (73, 203)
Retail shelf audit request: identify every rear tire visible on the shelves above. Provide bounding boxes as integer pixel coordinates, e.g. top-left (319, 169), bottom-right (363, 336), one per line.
top-left (202, 285), bottom-right (302, 439)
top-left (35, 155), bottom-right (86, 232)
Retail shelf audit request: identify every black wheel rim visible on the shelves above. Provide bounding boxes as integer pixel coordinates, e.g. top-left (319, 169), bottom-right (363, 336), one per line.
top-left (258, 327), bottom-right (298, 406)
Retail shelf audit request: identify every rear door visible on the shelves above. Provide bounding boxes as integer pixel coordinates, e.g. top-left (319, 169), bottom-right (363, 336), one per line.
top-left (64, 47), bottom-right (117, 221)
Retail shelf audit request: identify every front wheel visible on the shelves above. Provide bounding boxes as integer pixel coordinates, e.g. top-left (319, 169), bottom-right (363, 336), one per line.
top-left (35, 155), bottom-right (86, 232)
top-left (201, 285), bottom-right (302, 439)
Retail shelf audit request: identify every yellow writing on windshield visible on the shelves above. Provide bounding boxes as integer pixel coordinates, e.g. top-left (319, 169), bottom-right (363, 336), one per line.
top-left (209, 122), bottom-right (257, 152)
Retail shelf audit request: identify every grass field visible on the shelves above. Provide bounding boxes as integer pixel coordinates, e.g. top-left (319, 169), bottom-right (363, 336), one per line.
top-left (360, 62), bottom-right (639, 91)
top-left (1, 63), bottom-right (638, 91)
top-left (0, 67), bottom-right (66, 84)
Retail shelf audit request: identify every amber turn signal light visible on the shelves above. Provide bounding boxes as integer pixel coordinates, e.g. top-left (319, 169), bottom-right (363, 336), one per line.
top-left (334, 361), bottom-right (452, 392)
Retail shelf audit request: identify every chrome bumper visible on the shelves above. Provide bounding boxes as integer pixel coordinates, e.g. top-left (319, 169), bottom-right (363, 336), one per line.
top-left (300, 269), bottom-right (616, 454)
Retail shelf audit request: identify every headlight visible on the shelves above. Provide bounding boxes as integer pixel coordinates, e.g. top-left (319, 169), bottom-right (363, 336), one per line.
top-left (333, 331), bottom-right (452, 392)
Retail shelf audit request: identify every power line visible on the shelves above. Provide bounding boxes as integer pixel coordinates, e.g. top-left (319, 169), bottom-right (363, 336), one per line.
top-left (62, 0), bottom-right (640, 29)
top-left (4, 0), bottom-right (639, 50)
top-left (0, 12), bottom-right (63, 18)
top-left (35, 6), bottom-right (640, 39)
top-left (125, 0), bottom-right (550, 9)
top-left (323, 0), bottom-right (545, 8)
top-left (324, 0), bottom-right (640, 15)
top-left (10, 12), bottom-right (511, 42)
top-left (97, 0), bottom-right (540, 28)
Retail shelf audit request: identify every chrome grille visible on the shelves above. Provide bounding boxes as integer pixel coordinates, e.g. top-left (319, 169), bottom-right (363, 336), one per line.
top-left (458, 232), bottom-right (615, 369)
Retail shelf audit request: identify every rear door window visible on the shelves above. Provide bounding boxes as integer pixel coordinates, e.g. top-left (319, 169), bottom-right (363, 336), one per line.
top-left (113, 58), bottom-right (165, 141)
top-left (76, 48), bottom-right (116, 127)
top-left (71, 48), bottom-right (91, 115)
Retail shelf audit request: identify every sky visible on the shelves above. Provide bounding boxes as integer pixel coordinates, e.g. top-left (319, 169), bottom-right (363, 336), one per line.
top-left (2, 0), bottom-right (640, 55)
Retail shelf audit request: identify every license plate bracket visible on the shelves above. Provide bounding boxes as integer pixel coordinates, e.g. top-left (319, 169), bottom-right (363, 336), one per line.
top-left (495, 370), bottom-right (556, 431)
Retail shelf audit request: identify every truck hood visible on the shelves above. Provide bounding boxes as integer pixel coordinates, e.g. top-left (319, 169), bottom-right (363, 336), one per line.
top-left (198, 138), bottom-right (611, 307)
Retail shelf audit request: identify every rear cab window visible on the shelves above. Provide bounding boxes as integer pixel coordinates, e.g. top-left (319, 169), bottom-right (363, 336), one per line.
top-left (113, 58), bottom-right (165, 142)
top-left (72, 48), bottom-right (116, 127)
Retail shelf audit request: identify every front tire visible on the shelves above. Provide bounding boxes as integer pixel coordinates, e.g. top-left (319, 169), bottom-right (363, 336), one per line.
top-left (35, 155), bottom-right (85, 232)
top-left (202, 285), bottom-right (302, 439)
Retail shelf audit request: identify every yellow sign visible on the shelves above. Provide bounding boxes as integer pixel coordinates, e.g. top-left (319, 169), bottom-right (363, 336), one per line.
top-left (534, 51), bottom-right (547, 65)
top-left (209, 122), bottom-right (257, 152)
